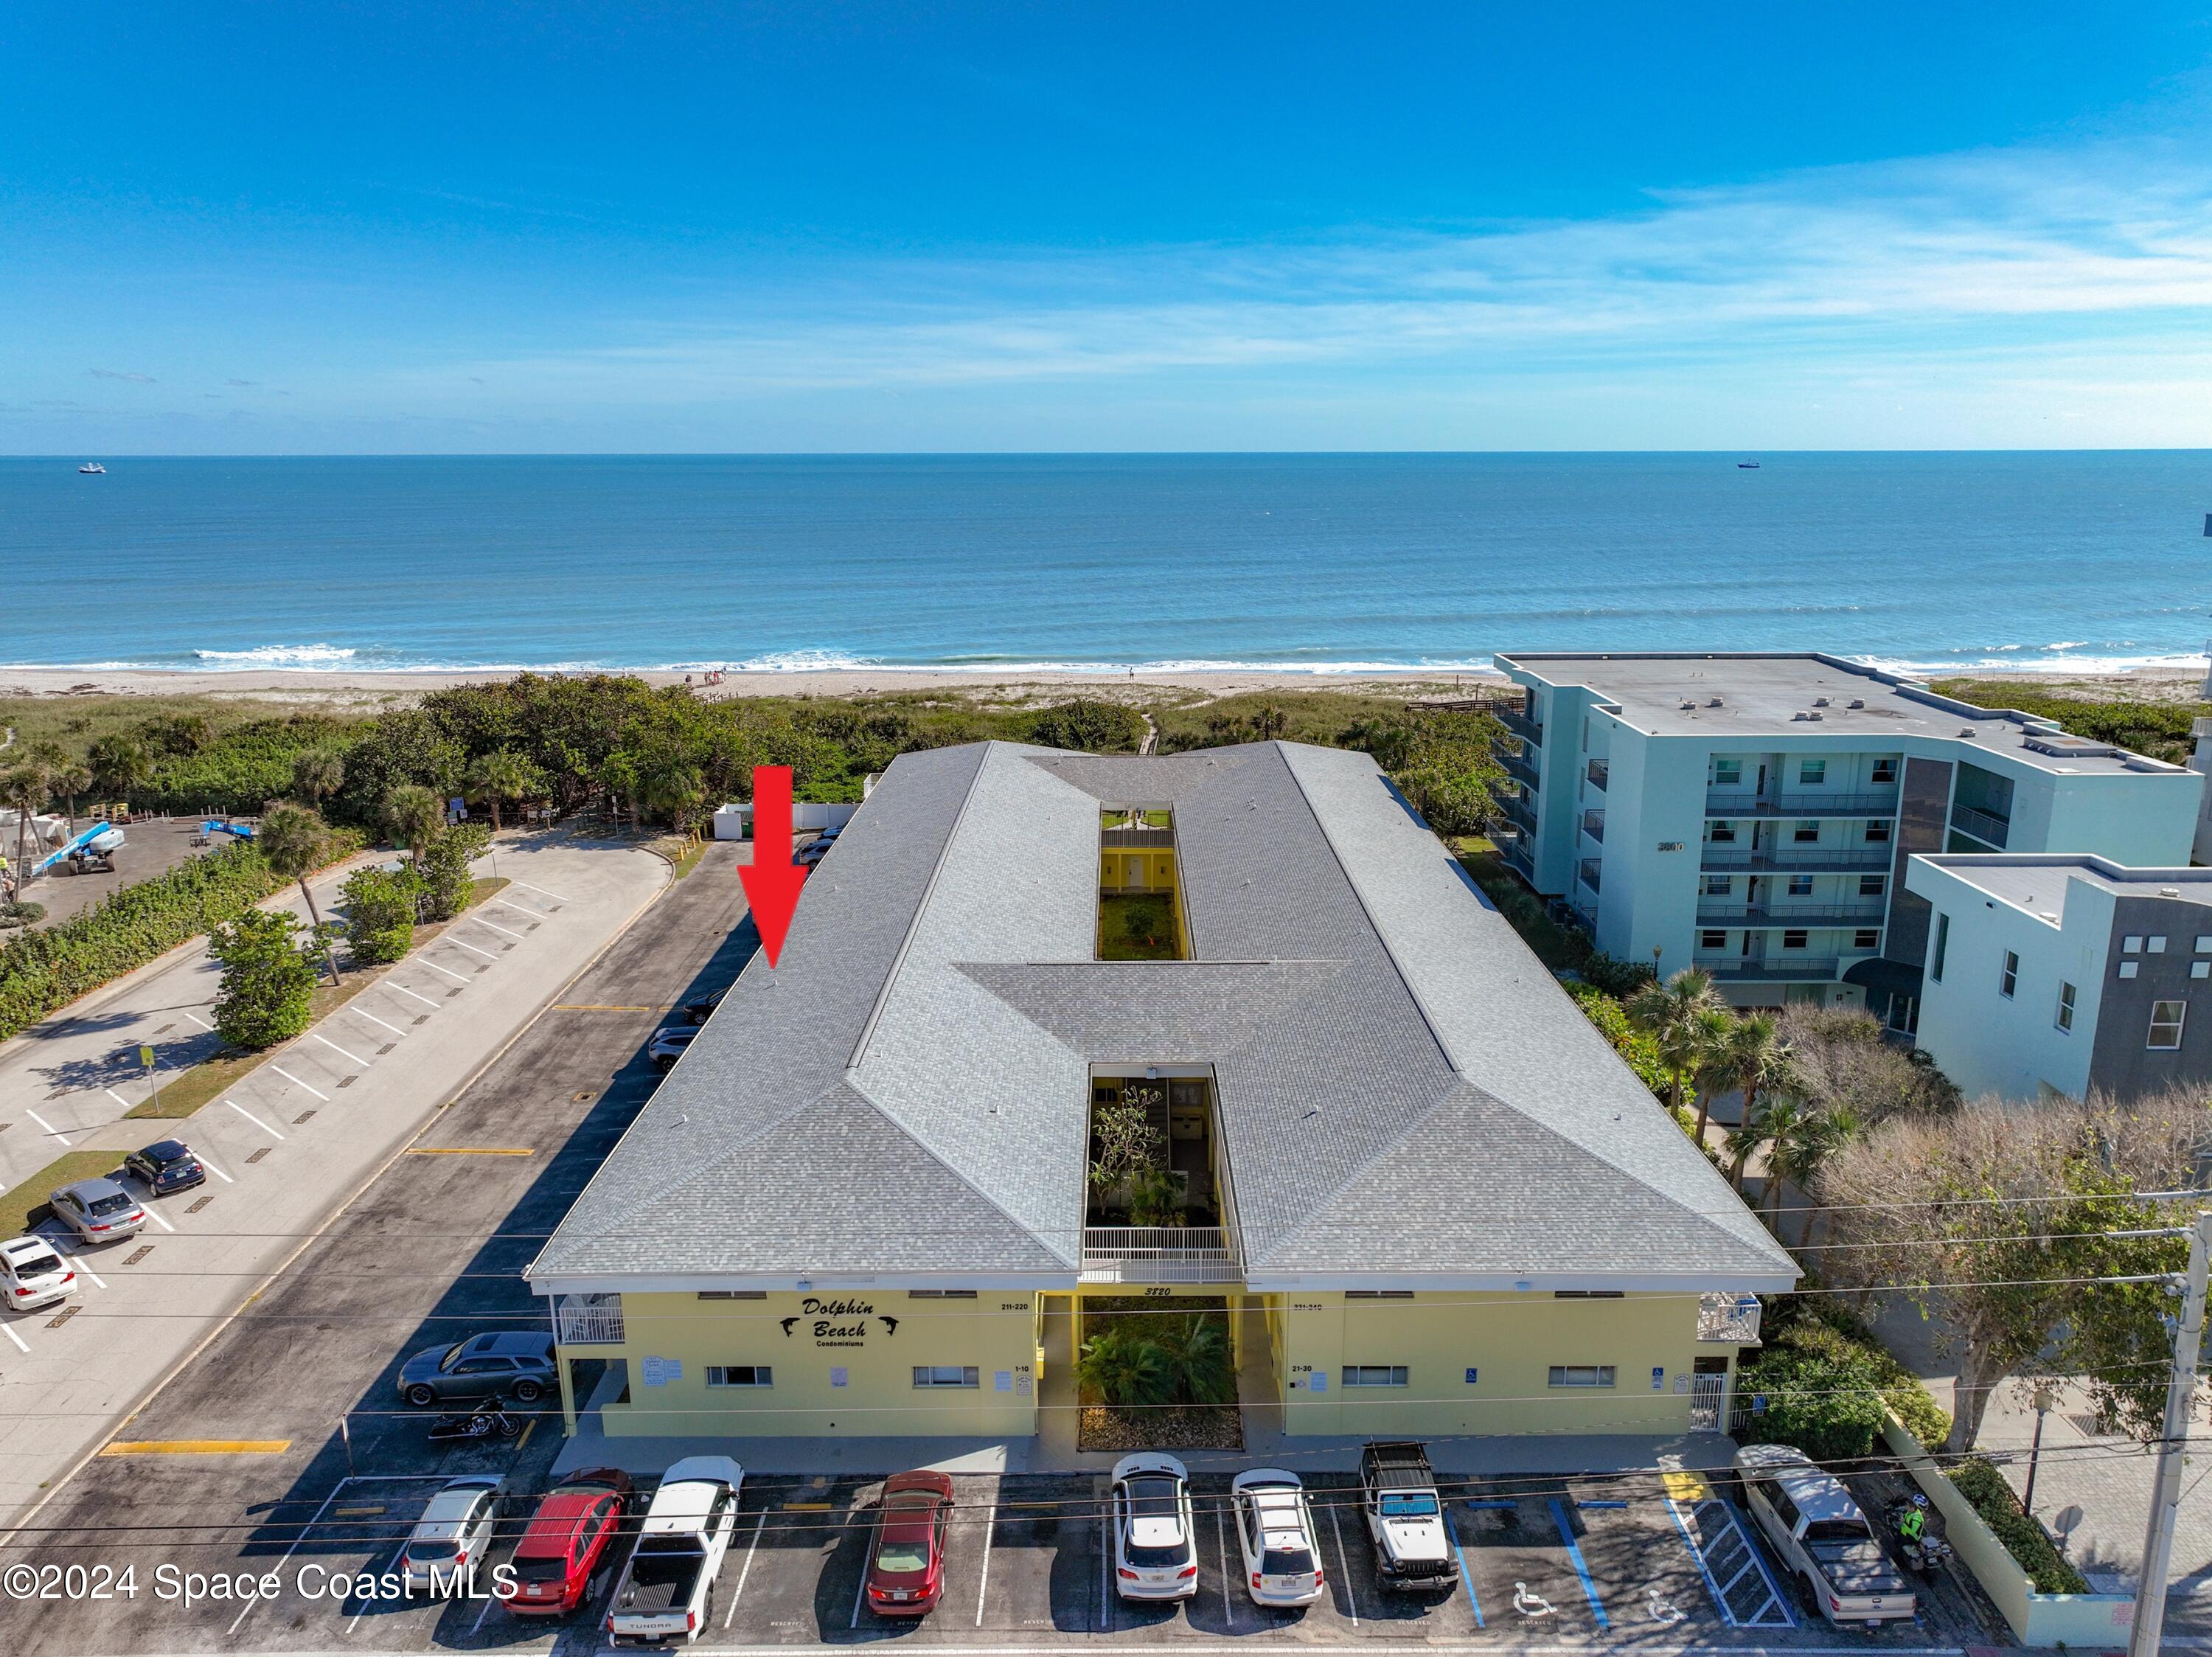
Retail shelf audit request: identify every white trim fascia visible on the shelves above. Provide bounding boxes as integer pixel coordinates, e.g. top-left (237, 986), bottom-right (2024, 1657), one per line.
top-left (529, 1271), bottom-right (1081, 1298)
top-left (1242, 1271), bottom-right (1799, 1294)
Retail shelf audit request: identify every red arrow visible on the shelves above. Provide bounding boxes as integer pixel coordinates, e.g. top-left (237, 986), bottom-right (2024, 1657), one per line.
top-left (737, 765), bottom-right (804, 968)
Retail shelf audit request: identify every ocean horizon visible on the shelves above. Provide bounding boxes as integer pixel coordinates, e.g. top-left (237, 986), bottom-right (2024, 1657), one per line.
top-left (5, 451), bottom-right (2208, 678)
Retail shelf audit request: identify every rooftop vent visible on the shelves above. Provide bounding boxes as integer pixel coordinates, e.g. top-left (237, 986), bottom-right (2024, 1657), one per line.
top-left (2162, 886), bottom-right (2183, 898)
top-left (1959, 728), bottom-right (1978, 737)
top-left (2022, 732), bottom-right (2122, 759)
top-left (1679, 699), bottom-right (1696, 711)
top-left (1707, 696), bottom-right (1724, 707)
top-left (1848, 698), bottom-right (1865, 709)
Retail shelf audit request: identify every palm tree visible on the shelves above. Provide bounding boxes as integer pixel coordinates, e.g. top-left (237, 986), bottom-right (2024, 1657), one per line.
top-left (1073, 1327), bottom-right (1176, 1409)
top-left (86, 733), bottom-right (150, 802)
top-left (1725, 1088), bottom-right (1787, 1191)
top-left (1, 762), bottom-right (52, 889)
top-left (259, 801), bottom-right (341, 984)
top-left (1149, 1313), bottom-right (1235, 1406)
top-left (51, 765), bottom-right (92, 838)
top-left (1764, 1102), bottom-right (1862, 1241)
top-left (463, 748), bottom-right (540, 833)
top-left (291, 746), bottom-right (346, 810)
top-left (381, 784), bottom-right (445, 869)
top-left (1628, 968), bottom-right (1728, 1125)
top-left (637, 750), bottom-right (706, 835)
top-left (1706, 1011), bottom-right (1792, 1150)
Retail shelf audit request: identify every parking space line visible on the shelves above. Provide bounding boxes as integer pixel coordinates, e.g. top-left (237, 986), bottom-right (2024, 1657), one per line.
top-left (349, 1006), bottom-right (408, 1038)
top-left (182, 1010), bottom-right (215, 1030)
top-left (1215, 1508), bottom-right (1234, 1627)
top-left (227, 1100), bottom-right (286, 1139)
top-left (386, 980), bottom-right (440, 1007)
top-left (419, 956), bottom-right (471, 983)
top-left (1445, 1505), bottom-right (1484, 1628)
top-left (470, 1585), bottom-right (502, 1636)
top-left (1, 1321), bottom-right (28, 1352)
top-left (310, 1031), bottom-right (372, 1067)
top-left (849, 1526), bottom-right (872, 1628)
top-left (511, 878), bottom-right (571, 902)
top-left (1326, 1505), bottom-right (1358, 1626)
top-left (269, 1064), bottom-right (330, 1101)
top-left (136, 1195), bottom-right (176, 1232)
top-left (1099, 1515), bottom-right (1110, 1629)
top-left (977, 1499), bottom-right (997, 1625)
top-left (1548, 1499), bottom-right (1610, 1631)
top-left (471, 914), bottom-right (526, 939)
top-left (25, 1109), bottom-right (74, 1144)
top-left (61, 1251), bottom-right (107, 1290)
top-left (229, 1479), bottom-right (346, 1635)
top-left (723, 1510), bottom-right (766, 1628)
top-left (200, 1153), bottom-right (234, 1183)
top-left (105, 1085), bottom-right (138, 1111)
top-left (448, 936), bottom-right (501, 961)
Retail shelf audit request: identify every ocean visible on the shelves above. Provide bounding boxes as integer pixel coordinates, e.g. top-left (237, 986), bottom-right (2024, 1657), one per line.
top-left (3, 452), bottom-right (2206, 676)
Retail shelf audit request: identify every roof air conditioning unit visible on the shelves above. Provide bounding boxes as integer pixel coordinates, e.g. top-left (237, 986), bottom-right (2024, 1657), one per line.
top-left (1848, 698), bottom-right (1865, 709)
top-left (1707, 696), bottom-right (1723, 707)
top-left (1813, 697), bottom-right (1831, 707)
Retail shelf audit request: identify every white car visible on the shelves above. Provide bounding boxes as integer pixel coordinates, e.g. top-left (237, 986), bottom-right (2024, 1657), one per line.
top-left (0, 1236), bottom-right (76, 1312)
top-left (400, 1474), bottom-right (504, 1594)
top-left (608, 1455), bottom-right (745, 1644)
top-left (1110, 1453), bottom-right (1198, 1600)
top-left (1231, 1469), bottom-right (1326, 1607)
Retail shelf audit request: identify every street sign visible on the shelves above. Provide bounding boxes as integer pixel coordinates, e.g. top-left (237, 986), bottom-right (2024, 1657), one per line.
top-left (139, 1045), bottom-right (156, 1069)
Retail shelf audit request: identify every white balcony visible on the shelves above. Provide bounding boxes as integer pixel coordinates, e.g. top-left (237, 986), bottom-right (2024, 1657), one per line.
top-left (555, 1292), bottom-right (625, 1345)
top-left (1079, 1227), bottom-right (1239, 1285)
top-left (1697, 1292), bottom-right (1762, 1344)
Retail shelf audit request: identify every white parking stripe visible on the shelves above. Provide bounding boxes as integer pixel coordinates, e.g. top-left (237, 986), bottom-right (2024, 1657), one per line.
top-left (448, 936), bottom-right (500, 961)
top-left (511, 878), bottom-right (571, 902)
top-left (978, 1500), bottom-right (997, 1625)
top-left (1, 1321), bottom-right (28, 1352)
top-left (226, 1100), bottom-right (286, 1139)
top-left (469, 1585), bottom-right (501, 1636)
top-left (104, 1086), bottom-right (137, 1111)
top-left (310, 1032), bottom-right (372, 1068)
top-left (471, 914), bottom-right (525, 939)
top-left (386, 981), bottom-right (439, 1008)
top-left (182, 1010), bottom-right (215, 1030)
top-left (849, 1532), bottom-right (872, 1628)
top-left (418, 956), bottom-right (471, 982)
top-left (269, 1065), bottom-right (330, 1102)
top-left (487, 897), bottom-right (543, 918)
top-left (348, 1006), bottom-right (407, 1038)
top-left (63, 1252), bottom-right (106, 1290)
top-left (1216, 1510), bottom-right (1234, 1625)
top-left (199, 1155), bottom-right (235, 1184)
top-left (1327, 1506), bottom-right (1358, 1626)
top-left (136, 1198), bottom-right (176, 1233)
top-left (25, 1110), bottom-right (74, 1145)
top-left (724, 1512), bottom-right (765, 1628)
top-left (231, 1481), bottom-right (347, 1636)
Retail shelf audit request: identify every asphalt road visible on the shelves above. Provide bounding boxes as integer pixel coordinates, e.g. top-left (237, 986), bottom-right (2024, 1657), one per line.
top-left (1, 838), bottom-right (756, 1655)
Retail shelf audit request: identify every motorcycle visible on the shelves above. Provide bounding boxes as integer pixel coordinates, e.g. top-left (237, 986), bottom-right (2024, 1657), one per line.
top-left (1886, 1493), bottom-right (1954, 1577)
top-left (426, 1396), bottom-right (524, 1442)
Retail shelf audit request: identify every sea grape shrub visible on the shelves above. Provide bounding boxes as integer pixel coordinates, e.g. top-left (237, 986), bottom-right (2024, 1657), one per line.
top-left (342, 866), bottom-right (419, 965)
top-left (419, 823), bottom-right (487, 921)
top-left (209, 907), bottom-right (318, 1049)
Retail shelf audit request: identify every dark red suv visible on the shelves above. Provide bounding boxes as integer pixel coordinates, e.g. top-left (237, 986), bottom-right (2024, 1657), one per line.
top-left (504, 1468), bottom-right (634, 1616)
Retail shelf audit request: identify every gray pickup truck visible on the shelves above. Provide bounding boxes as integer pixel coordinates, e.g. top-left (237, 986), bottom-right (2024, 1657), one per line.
top-left (1732, 1444), bottom-right (1916, 1628)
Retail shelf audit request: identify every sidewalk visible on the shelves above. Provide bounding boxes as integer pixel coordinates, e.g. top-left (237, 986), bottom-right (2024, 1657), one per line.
top-left (0, 832), bottom-right (668, 1526)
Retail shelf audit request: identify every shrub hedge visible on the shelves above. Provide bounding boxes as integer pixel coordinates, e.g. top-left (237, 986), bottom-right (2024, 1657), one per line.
top-left (1737, 1298), bottom-right (1952, 1459)
top-left (0, 834), bottom-right (361, 1041)
top-left (1947, 1457), bottom-right (2090, 1594)
top-left (1733, 1349), bottom-right (1889, 1460)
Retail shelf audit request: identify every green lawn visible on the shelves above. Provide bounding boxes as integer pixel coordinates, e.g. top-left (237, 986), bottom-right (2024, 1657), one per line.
top-left (2, 1150), bottom-right (128, 1235)
top-left (1099, 893), bottom-right (1182, 961)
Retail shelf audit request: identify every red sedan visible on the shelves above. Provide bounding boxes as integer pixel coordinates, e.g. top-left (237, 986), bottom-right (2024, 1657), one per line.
top-left (504, 1467), bottom-right (634, 1617)
top-left (864, 1470), bottom-right (955, 1616)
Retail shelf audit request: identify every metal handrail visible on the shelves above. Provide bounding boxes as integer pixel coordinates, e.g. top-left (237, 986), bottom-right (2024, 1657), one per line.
top-left (1577, 858), bottom-right (1602, 894)
top-left (1697, 956), bottom-right (1844, 982)
top-left (556, 1293), bottom-right (625, 1346)
top-left (1498, 708), bottom-right (1543, 744)
top-left (1951, 804), bottom-right (2011, 847)
top-left (1695, 904), bottom-right (1888, 926)
top-left (1697, 1292), bottom-right (1763, 1344)
top-left (1585, 759), bottom-right (1609, 792)
top-left (1580, 810), bottom-right (1605, 844)
top-left (1700, 846), bottom-right (1894, 872)
top-left (1079, 1227), bottom-right (1238, 1285)
top-left (1101, 826), bottom-right (1175, 848)
top-left (1705, 791), bottom-right (1900, 818)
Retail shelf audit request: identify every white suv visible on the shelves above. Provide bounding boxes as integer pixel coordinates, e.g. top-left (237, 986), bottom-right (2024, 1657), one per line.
top-left (1110, 1453), bottom-right (1198, 1600)
top-left (1, 1237), bottom-right (75, 1312)
top-left (1231, 1469), bottom-right (1325, 1607)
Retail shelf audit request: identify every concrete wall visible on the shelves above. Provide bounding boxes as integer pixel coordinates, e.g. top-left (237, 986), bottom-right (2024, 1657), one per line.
top-left (712, 802), bottom-right (861, 840)
top-left (1273, 1290), bottom-right (1727, 1437)
top-left (575, 1290), bottom-right (1042, 1437)
top-left (2041, 772), bottom-right (2201, 867)
top-left (2084, 895), bottom-right (2212, 1100)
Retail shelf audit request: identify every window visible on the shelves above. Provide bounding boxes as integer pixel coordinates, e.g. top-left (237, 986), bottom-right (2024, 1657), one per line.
top-left (1709, 821), bottom-right (1737, 844)
top-left (1792, 823), bottom-right (1820, 843)
top-left (1548, 1365), bottom-right (1616, 1389)
top-left (2120, 961), bottom-right (2140, 980)
top-left (1553, 1290), bottom-right (1624, 1299)
top-left (2124, 936), bottom-right (2144, 953)
top-left (2000, 951), bottom-right (2020, 998)
top-left (1763, 1483), bottom-right (1804, 1530)
top-left (706, 1365), bottom-right (773, 1388)
top-left (2196, 962), bottom-right (2211, 981)
top-left (1705, 875), bottom-right (1733, 896)
top-left (1865, 819), bottom-right (1892, 844)
top-left (1872, 758), bottom-right (1899, 783)
top-left (1344, 1290), bottom-right (1414, 1299)
top-left (697, 1290), bottom-right (766, 1300)
top-left (1854, 929), bottom-right (1880, 950)
top-left (1787, 875), bottom-right (1814, 897)
top-left (1783, 930), bottom-right (1809, 949)
top-left (1702, 930), bottom-right (1728, 949)
top-left (2197, 937), bottom-right (2212, 953)
top-left (1343, 1365), bottom-right (1409, 1386)
top-left (907, 1290), bottom-right (978, 1299)
top-left (2149, 937), bottom-right (2168, 953)
top-left (913, 1365), bottom-right (980, 1389)
top-left (1799, 760), bottom-right (1827, 785)
top-left (1931, 914), bottom-right (1949, 982)
top-left (2056, 982), bottom-right (2076, 1032)
top-left (1713, 760), bottom-right (1742, 786)
top-left (2150, 1001), bottom-right (2187, 1050)
top-left (1860, 875), bottom-right (1885, 897)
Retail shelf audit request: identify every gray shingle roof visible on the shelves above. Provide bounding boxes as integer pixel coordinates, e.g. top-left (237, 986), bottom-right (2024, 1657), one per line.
top-left (528, 740), bottom-right (1796, 1290)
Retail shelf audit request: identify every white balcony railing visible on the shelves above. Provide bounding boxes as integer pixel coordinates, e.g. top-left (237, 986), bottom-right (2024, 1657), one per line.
top-left (1079, 1227), bottom-right (1239, 1285)
top-left (556, 1292), bottom-right (625, 1346)
top-left (1697, 1292), bottom-right (1762, 1344)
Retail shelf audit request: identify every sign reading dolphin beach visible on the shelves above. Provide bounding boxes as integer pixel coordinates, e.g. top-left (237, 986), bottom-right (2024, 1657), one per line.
top-left (780, 1296), bottom-right (900, 1349)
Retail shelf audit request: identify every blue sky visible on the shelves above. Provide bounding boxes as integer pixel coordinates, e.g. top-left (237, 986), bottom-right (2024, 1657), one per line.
top-left (5, 2), bottom-right (2211, 452)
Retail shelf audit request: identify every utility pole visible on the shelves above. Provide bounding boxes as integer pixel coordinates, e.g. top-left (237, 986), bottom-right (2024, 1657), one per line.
top-left (2129, 1210), bottom-right (2212, 1657)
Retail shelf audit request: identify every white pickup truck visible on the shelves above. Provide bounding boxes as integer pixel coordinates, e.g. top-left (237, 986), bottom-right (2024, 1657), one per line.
top-left (1733, 1444), bottom-right (1915, 1627)
top-left (606, 1456), bottom-right (745, 1645)
top-left (1358, 1441), bottom-right (1457, 1592)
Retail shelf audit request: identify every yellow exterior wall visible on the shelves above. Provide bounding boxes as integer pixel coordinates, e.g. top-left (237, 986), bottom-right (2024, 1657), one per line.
top-left (574, 1291), bottom-right (1042, 1438)
top-left (1100, 848), bottom-right (1178, 892)
top-left (1277, 1291), bottom-right (1723, 1437)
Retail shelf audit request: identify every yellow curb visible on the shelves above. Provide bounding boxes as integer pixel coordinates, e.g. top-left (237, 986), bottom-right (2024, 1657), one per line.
top-left (403, 1147), bottom-right (535, 1156)
top-left (100, 1439), bottom-right (292, 1456)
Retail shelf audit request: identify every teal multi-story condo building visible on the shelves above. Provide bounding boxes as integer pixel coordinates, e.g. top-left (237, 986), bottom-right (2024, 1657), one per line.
top-left (1488, 653), bottom-right (2202, 1029)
